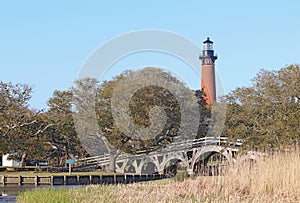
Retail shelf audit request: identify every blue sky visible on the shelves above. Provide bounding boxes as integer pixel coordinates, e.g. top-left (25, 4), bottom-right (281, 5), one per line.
top-left (1, 1), bottom-right (299, 110)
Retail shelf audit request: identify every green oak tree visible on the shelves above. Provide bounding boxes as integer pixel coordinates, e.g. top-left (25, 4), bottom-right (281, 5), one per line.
top-left (72, 68), bottom-right (209, 171)
top-left (44, 89), bottom-right (86, 166)
top-left (0, 82), bottom-right (51, 167)
top-left (223, 65), bottom-right (300, 151)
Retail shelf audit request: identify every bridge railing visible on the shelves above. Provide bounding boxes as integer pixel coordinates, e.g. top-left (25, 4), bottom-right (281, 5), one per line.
top-left (76, 137), bottom-right (243, 167)
top-left (77, 154), bottom-right (110, 166)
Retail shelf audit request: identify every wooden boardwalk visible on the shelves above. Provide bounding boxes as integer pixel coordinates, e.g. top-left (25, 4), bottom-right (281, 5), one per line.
top-left (0, 174), bottom-right (163, 186)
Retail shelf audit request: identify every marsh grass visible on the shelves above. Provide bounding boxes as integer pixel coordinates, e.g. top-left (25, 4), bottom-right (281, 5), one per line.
top-left (17, 151), bottom-right (300, 203)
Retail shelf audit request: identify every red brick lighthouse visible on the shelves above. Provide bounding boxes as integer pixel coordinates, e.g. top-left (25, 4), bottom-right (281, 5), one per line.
top-left (199, 37), bottom-right (218, 105)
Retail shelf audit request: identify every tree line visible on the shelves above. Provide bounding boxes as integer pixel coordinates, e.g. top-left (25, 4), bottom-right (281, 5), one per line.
top-left (0, 65), bottom-right (299, 167)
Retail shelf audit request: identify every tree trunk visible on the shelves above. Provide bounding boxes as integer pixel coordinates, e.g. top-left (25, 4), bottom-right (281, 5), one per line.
top-left (20, 153), bottom-right (27, 168)
top-left (60, 155), bottom-right (67, 167)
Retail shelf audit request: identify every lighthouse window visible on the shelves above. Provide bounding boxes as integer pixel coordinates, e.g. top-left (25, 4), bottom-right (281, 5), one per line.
top-left (204, 43), bottom-right (212, 50)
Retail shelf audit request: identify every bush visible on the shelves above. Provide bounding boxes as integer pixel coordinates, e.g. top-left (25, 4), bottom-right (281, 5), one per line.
top-left (174, 171), bottom-right (189, 182)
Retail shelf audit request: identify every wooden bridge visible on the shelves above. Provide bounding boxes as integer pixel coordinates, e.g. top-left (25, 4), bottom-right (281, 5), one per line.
top-left (77, 137), bottom-right (244, 176)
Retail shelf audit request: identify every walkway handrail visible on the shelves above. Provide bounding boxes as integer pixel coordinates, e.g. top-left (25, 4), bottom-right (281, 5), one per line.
top-left (76, 136), bottom-right (243, 166)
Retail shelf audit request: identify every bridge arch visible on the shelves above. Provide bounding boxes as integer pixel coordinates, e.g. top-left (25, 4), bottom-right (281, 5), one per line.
top-left (234, 151), bottom-right (260, 165)
top-left (160, 156), bottom-right (188, 177)
top-left (160, 154), bottom-right (188, 170)
top-left (192, 145), bottom-right (233, 171)
top-left (136, 156), bottom-right (159, 174)
top-left (123, 164), bottom-right (136, 173)
top-left (141, 161), bottom-right (157, 174)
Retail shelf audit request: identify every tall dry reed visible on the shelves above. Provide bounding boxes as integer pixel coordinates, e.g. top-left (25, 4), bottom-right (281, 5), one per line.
top-left (18, 151), bottom-right (300, 203)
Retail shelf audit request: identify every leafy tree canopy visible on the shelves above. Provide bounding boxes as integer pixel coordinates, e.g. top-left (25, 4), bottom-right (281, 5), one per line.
top-left (223, 64), bottom-right (300, 150)
top-left (0, 82), bottom-right (50, 166)
top-left (73, 67), bottom-right (208, 155)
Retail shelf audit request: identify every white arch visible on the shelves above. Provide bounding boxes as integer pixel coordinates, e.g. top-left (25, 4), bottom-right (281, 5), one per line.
top-left (160, 156), bottom-right (188, 171)
top-left (136, 156), bottom-right (159, 174)
top-left (235, 151), bottom-right (261, 165)
top-left (192, 145), bottom-right (232, 168)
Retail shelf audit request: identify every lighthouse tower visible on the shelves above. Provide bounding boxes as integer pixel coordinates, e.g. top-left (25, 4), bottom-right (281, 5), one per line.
top-left (199, 37), bottom-right (218, 105)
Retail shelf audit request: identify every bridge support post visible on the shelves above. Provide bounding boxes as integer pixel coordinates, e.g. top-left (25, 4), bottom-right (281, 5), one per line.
top-left (187, 168), bottom-right (194, 177)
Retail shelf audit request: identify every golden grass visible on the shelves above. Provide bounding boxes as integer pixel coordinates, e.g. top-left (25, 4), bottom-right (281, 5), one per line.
top-left (18, 151), bottom-right (300, 203)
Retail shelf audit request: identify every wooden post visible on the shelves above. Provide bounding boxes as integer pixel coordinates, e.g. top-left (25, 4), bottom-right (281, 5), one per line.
top-left (18, 176), bottom-right (22, 186)
top-left (69, 163), bottom-right (72, 175)
top-left (1, 175), bottom-right (5, 186)
top-left (35, 176), bottom-right (38, 186)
